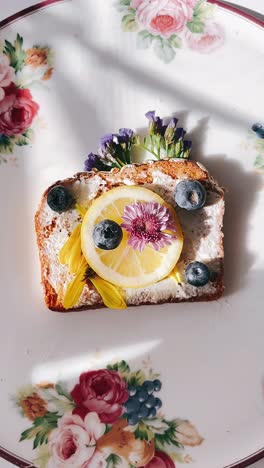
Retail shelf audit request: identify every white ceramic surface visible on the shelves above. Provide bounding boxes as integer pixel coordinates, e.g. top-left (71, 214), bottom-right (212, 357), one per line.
top-left (0, 1), bottom-right (264, 467)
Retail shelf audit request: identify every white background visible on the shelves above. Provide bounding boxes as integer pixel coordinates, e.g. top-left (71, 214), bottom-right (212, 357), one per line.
top-left (0, 1), bottom-right (263, 468)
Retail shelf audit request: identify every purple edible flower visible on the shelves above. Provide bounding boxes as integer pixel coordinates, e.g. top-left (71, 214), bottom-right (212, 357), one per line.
top-left (182, 140), bottom-right (192, 158)
top-left (118, 128), bottom-right (134, 143)
top-left (145, 110), bottom-right (156, 121)
top-left (84, 153), bottom-right (99, 171)
top-left (100, 133), bottom-right (118, 154)
top-left (84, 152), bottom-right (108, 172)
top-left (183, 140), bottom-right (192, 151)
top-left (100, 133), bottom-right (115, 145)
top-left (168, 117), bottom-right (178, 129)
top-left (175, 127), bottom-right (186, 141)
top-left (145, 110), bottom-right (163, 135)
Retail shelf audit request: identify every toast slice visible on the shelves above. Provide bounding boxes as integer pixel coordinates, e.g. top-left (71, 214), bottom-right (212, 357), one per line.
top-left (35, 160), bottom-right (225, 311)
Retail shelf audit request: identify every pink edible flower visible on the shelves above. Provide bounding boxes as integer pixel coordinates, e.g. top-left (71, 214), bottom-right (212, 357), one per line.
top-left (121, 201), bottom-right (177, 252)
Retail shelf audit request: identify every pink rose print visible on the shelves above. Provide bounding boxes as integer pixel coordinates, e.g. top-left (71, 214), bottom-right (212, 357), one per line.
top-left (0, 54), bottom-right (15, 100)
top-left (48, 412), bottom-right (106, 468)
top-left (85, 450), bottom-right (107, 468)
top-left (0, 35), bottom-right (53, 165)
top-left (131, 0), bottom-right (144, 8)
top-left (144, 450), bottom-right (175, 467)
top-left (71, 369), bottom-right (129, 424)
top-left (0, 83), bottom-right (39, 136)
top-left (136, 0), bottom-right (193, 38)
top-left (185, 0), bottom-right (197, 6)
top-left (185, 22), bottom-right (224, 53)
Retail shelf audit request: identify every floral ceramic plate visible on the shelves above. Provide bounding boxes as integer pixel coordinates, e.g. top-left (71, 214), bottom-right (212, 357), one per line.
top-left (0, 1), bottom-right (264, 467)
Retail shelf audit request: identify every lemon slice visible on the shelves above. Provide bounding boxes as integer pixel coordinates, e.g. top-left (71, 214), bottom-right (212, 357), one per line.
top-left (81, 186), bottom-right (183, 288)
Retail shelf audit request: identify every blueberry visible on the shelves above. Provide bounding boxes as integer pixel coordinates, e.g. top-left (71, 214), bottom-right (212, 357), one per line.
top-left (174, 180), bottom-right (206, 211)
top-left (93, 219), bottom-right (123, 250)
top-left (154, 397), bottom-right (162, 409)
top-left (138, 404), bottom-right (149, 419)
top-left (153, 379), bottom-right (162, 392)
top-left (148, 407), bottom-right (157, 418)
top-left (124, 397), bottom-right (140, 414)
top-left (137, 389), bottom-right (148, 403)
top-left (185, 261), bottom-right (210, 287)
top-left (143, 381), bottom-right (155, 394)
top-left (47, 185), bottom-right (74, 213)
top-left (127, 412), bottom-right (139, 425)
top-left (252, 123), bottom-right (264, 138)
top-left (129, 386), bottom-right (137, 397)
top-left (145, 395), bottom-right (156, 408)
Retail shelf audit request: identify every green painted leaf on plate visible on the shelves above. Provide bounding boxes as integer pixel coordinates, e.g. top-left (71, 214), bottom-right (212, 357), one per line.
top-left (15, 131), bottom-right (33, 146)
top-left (107, 360), bottom-right (131, 376)
top-left (187, 18), bottom-right (205, 33)
top-left (134, 421), bottom-right (154, 441)
top-left (20, 412), bottom-right (60, 450)
top-left (122, 13), bottom-right (138, 32)
top-left (154, 38), bottom-right (176, 63)
top-left (55, 383), bottom-right (74, 402)
top-left (0, 135), bottom-right (15, 154)
top-left (193, 0), bottom-right (216, 19)
top-left (106, 453), bottom-right (122, 468)
top-left (4, 33), bottom-right (26, 72)
top-left (168, 35), bottom-right (182, 49)
top-left (126, 369), bottom-right (146, 387)
top-left (137, 30), bottom-right (153, 49)
top-left (154, 419), bottom-right (183, 450)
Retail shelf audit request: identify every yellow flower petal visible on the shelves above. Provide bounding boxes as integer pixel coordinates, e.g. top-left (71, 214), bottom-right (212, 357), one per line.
top-left (76, 203), bottom-right (88, 219)
top-left (59, 224), bottom-right (81, 264)
top-left (90, 277), bottom-right (127, 310)
top-left (68, 236), bottom-right (83, 275)
top-left (63, 261), bottom-right (87, 310)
